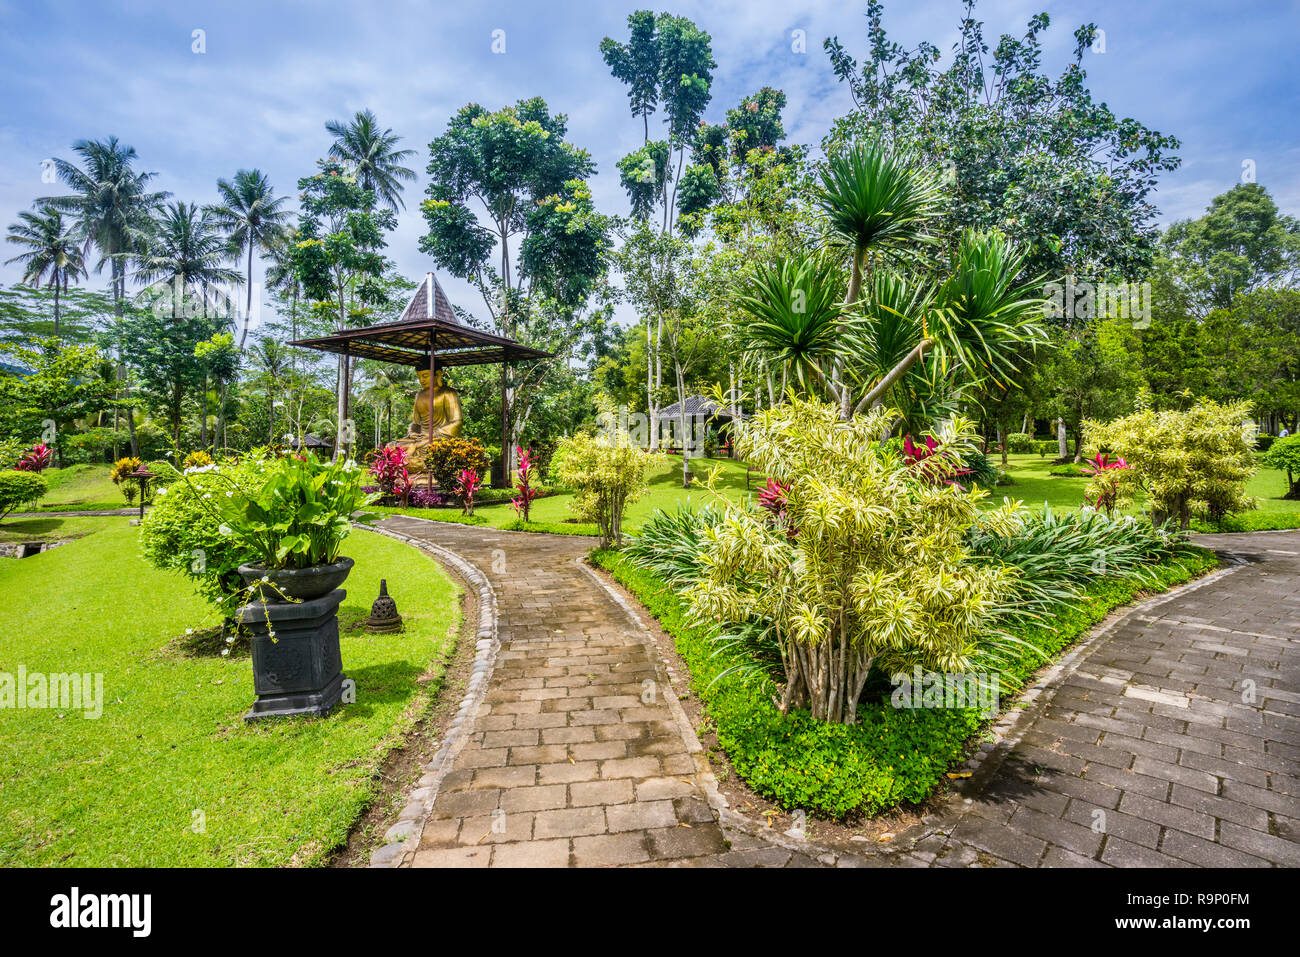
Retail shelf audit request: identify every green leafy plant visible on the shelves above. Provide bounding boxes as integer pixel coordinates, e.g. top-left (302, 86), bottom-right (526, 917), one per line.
top-left (1262, 435), bottom-right (1300, 499)
top-left (188, 452), bottom-right (378, 570)
top-left (0, 470), bottom-right (46, 521)
top-left (1085, 399), bottom-right (1258, 529)
top-left (550, 432), bottom-right (650, 548)
top-left (1005, 432), bottom-right (1035, 454)
top-left (687, 396), bottom-right (1017, 724)
top-left (419, 437), bottom-right (490, 492)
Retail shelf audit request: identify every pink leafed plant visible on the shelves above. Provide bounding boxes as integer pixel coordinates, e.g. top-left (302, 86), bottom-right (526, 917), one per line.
top-left (1081, 453), bottom-right (1131, 517)
top-left (757, 477), bottom-right (797, 537)
top-left (902, 434), bottom-right (972, 489)
top-left (368, 445), bottom-right (411, 501)
top-left (455, 467), bottom-right (485, 515)
top-left (14, 443), bottom-right (52, 473)
top-left (511, 445), bottom-right (541, 523)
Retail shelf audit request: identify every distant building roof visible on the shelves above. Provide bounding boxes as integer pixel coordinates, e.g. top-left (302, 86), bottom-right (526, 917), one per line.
top-left (658, 396), bottom-right (746, 419)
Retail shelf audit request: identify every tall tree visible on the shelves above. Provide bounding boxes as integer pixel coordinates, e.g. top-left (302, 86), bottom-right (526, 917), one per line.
top-left (325, 109), bottom-right (417, 212)
top-left (1161, 183), bottom-right (1300, 315)
top-left (602, 12), bottom-right (716, 448)
top-left (291, 158), bottom-right (396, 457)
top-left (421, 98), bottom-right (611, 472)
top-left (40, 136), bottom-right (168, 456)
top-left (825, 0), bottom-right (1181, 282)
top-left (208, 168), bottom-right (292, 350)
top-left (4, 204), bottom-right (87, 336)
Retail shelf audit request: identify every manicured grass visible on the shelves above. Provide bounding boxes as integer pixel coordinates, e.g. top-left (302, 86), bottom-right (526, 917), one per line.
top-left (995, 453), bottom-right (1300, 530)
top-left (374, 455), bottom-right (760, 534)
top-left (0, 514), bottom-right (115, 545)
top-left (30, 464), bottom-right (126, 511)
top-left (592, 544), bottom-right (1219, 820)
top-left (0, 518), bottom-right (459, 866)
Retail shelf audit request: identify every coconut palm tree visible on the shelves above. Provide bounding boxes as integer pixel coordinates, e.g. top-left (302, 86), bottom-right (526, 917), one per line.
top-left (325, 109), bottom-right (416, 211)
top-left (40, 136), bottom-right (168, 455)
top-left (39, 136), bottom-right (169, 316)
top-left (208, 169), bottom-right (292, 350)
top-left (4, 204), bottom-right (87, 335)
top-left (132, 202), bottom-right (241, 315)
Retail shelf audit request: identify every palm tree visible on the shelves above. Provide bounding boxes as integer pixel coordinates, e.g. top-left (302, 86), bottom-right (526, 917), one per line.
top-left (4, 204), bottom-right (87, 335)
top-left (248, 337), bottom-right (290, 444)
top-left (132, 202), bottom-right (241, 315)
top-left (208, 169), bottom-right (291, 350)
top-left (325, 109), bottom-right (416, 211)
top-left (41, 136), bottom-right (168, 455)
top-left (40, 136), bottom-right (169, 316)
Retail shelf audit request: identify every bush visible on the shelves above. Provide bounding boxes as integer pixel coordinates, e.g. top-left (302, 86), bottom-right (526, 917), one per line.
top-left (182, 451), bottom-right (213, 469)
top-left (0, 470), bottom-right (47, 520)
top-left (593, 545), bottom-right (1217, 819)
top-left (1006, 432), bottom-right (1035, 454)
top-left (685, 398), bottom-right (1015, 724)
top-left (960, 449), bottom-right (1001, 489)
top-left (1255, 433), bottom-right (1276, 453)
top-left (419, 437), bottom-right (490, 491)
top-left (1086, 399), bottom-right (1257, 529)
top-left (1036, 439), bottom-right (1057, 458)
top-left (550, 432), bottom-right (650, 548)
top-left (140, 459), bottom-right (262, 610)
top-left (1262, 435), bottom-right (1300, 499)
top-left (1049, 463), bottom-right (1087, 477)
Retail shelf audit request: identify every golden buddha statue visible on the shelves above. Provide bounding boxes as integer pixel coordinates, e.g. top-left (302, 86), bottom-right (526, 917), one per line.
top-left (391, 368), bottom-right (463, 461)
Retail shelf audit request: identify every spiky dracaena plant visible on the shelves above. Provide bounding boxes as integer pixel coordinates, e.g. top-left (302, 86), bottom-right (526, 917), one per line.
top-left (689, 396), bottom-right (1019, 724)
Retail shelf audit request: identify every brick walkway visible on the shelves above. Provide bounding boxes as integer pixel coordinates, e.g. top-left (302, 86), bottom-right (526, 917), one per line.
top-left (379, 518), bottom-right (1299, 868)
top-left (905, 530), bottom-right (1300, 868)
top-left (379, 516), bottom-right (794, 867)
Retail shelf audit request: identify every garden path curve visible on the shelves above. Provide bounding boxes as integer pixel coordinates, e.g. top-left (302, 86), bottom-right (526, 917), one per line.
top-left (373, 519), bottom-right (1299, 868)
top-left (372, 516), bottom-right (833, 868)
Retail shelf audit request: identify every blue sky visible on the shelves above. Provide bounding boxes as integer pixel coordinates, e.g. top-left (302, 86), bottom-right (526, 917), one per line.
top-left (2, 0), bottom-right (1297, 324)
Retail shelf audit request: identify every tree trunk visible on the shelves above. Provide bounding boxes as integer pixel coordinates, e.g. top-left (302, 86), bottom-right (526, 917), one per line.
top-left (998, 425), bottom-right (1008, 466)
top-left (675, 363), bottom-right (690, 489)
top-left (1056, 417), bottom-right (1068, 459)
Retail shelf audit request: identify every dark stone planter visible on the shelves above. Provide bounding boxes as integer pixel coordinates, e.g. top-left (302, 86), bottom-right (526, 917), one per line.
top-left (237, 557), bottom-right (354, 603)
top-left (239, 588), bottom-right (347, 722)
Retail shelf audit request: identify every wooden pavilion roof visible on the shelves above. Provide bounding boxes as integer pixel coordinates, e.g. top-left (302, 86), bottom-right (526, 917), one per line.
top-left (289, 272), bottom-right (552, 367)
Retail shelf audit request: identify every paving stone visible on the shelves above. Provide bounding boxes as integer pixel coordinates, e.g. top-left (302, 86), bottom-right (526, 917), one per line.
top-left (533, 806), bottom-right (607, 839)
top-left (569, 779), bottom-right (635, 807)
top-left (606, 800), bottom-right (679, 832)
top-left (491, 839), bottom-right (571, 868)
top-left (571, 832), bottom-right (652, 866)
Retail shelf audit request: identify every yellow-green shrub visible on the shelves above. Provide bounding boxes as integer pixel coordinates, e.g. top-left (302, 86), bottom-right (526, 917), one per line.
top-left (1085, 399), bottom-right (1257, 529)
top-left (550, 433), bottom-right (650, 547)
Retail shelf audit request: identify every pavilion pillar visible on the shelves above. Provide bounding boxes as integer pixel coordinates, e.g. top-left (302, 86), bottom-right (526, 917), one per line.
top-left (335, 350), bottom-right (350, 460)
top-left (495, 359), bottom-right (510, 489)
top-left (427, 331), bottom-right (437, 495)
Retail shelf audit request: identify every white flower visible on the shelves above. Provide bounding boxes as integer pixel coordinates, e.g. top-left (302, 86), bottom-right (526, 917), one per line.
top-left (225, 491), bottom-right (234, 497)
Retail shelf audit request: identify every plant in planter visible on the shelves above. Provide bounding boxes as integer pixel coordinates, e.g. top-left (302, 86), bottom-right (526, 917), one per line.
top-left (193, 452), bottom-right (378, 720)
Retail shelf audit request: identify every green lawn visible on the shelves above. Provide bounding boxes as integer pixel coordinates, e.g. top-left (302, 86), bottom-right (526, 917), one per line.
top-left (0, 514), bottom-right (117, 545)
top-left (0, 517), bottom-right (459, 866)
top-left (995, 452), bottom-right (1300, 530)
top-left (29, 464), bottom-right (125, 511)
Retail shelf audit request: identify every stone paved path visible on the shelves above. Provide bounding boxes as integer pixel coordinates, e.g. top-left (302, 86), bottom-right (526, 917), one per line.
top-left (379, 518), bottom-right (1299, 868)
top-left (379, 516), bottom-right (804, 868)
top-left (906, 530), bottom-right (1300, 868)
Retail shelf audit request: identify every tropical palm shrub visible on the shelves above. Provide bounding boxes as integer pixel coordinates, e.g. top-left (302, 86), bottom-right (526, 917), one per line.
top-left (1085, 399), bottom-right (1257, 529)
top-left (687, 397), bottom-right (1017, 724)
top-left (551, 433), bottom-right (650, 548)
top-left (968, 506), bottom-right (1177, 625)
top-left (624, 503), bottom-right (721, 586)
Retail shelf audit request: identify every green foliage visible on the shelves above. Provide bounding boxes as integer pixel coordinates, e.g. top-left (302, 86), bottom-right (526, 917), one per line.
top-left (200, 452), bottom-right (378, 570)
top-left (550, 433), bottom-right (650, 547)
top-left (421, 437), bottom-right (490, 492)
top-left (1086, 399), bottom-right (1258, 529)
top-left (1036, 440), bottom-right (1057, 458)
top-left (0, 470), bottom-right (47, 520)
top-left (1262, 434), bottom-right (1300, 498)
top-left (139, 457), bottom-right (266, 608)
top-left (0, 339), bottom-right (116, 464)
top-left (1005, 432), bottom-right (1035, 455)
top-left (690, 397), bottom-right (1016, 723)
top-left (593, 545), bottom-right (1216, 819)
top-left (825, 1), bottom-right (1180, 281)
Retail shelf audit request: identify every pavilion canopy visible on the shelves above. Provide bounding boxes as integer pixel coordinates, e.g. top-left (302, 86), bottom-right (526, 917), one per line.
top-left (289, 272), bottom-right (552, 367)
